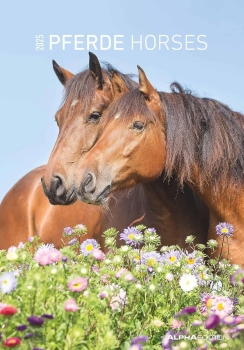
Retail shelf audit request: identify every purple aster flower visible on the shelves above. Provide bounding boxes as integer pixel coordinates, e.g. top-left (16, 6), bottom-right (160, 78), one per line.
top-left (235, 315), bottom-right (244, 324)
top-left (180, 306), bottom-right (196, 315)
top-left (162, 330), bottom-right (174, 348)
top-left (68, 238), bottom-right (77, 246)
top-left (161, 250), bottom-right (181, 264)
top-left (141, 251), bottom-right (162, 266)
top-left (0, 272), bottom-right (18, 294)
top-left (131, 335), bottom-right (149, 344)
top-left (62, 256), bottom-right (68, 262)
top-left (41, 314), bottom-right (54, 319)
top-left (128, 345), bottom-right (142, 350)
top-left (192, 320), bottom-right (203, 326)
top-left (194, 270), bottom-right (209, 286)
top-left (63, 227), bottom-right (74, 235)
top-left (120, 227), bottom-right (143, 246)
top-left (174, 329), bottom-right (189, 337)
top-left (236, 324), bottom-right (244, 331)
top-left (205, 314), bottom-right (220, 330)
top-left (16, 324), bottom-right (27, 331)
top-left (28, 236), bottom-right (34, 242)
top-left (230, 269), bottom-right (244, 286)
top-left (27, 316), bottom-right (44, 326)
top-left (80, 239), bottom-right (99, 256)
top-left (74, 224), bottom-right (85, 230)
top-left (200, 293), bottom-right (215, 314)
top-left (221, 315), bottom-right (235, 326)
top-left (24, 332), bottom-right (34, 339)
top-left (147, 267), bottom-right (154, 274)
top-left (147, 228), bottom-right (156, 233)
top-left (211, 296), bottom-right (234, 317)
top-left (185, 251), bottom-right (203, 269)
top-left (216, 222), bottom-right (234, 236)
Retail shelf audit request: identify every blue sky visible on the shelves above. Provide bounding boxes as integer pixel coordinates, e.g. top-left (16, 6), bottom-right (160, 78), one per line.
top-left (0, 0), bottom-right (243, 200)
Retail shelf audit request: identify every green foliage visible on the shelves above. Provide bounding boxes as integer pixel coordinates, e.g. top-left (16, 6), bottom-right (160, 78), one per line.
top-left (0, 226), bottom-right (244, 349)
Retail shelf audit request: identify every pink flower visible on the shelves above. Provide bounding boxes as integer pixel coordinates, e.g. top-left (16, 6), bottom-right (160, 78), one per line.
top-left (166, 273), bottom-right (174, 281)
top-left (64, 298), bottom-right (78, 312)
top-left (0, 303), bottom-right (8, 312)
top-left (34, 246), bottom-right (62, 265)
top-left (99, 291), bottom-right (108, 299)
top-left (170, 319), bottom-right (182, 329)
top-left (8, 246), bottom-right (17, 253)
top-left (34, 249), bottom-right (52, 266)
top-left (211, 296), bottom-right (234, 317)
top-left (101, 275), bottom-right (109, 284)
top-left (124, 273), bottom-right (134, 281)
top-left (93, 249), bottom-right (105, 260)
top-left (49, 249), bottom-right (62, 263)
top-left (68, 277), bottom-right (88, 292)
top-left (115, 268), bottom-right (127, 278)
top-left (200, 293), bottom-right (216, 314)
top-left (110, 288), bottom-right (127, 311)
top-left (18, 242), bottom-right (24, 250)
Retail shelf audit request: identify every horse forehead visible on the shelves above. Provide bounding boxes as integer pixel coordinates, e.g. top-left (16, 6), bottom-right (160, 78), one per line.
top-left (114, 113), bottom-right (120, 119)
top-left (71, 99), bottom-right (79, 107)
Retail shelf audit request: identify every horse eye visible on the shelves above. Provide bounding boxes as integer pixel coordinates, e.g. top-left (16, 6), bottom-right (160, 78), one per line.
top-left (88, 112), bottom-right (101, 123)
top-left (133, 121), bottom-right (145, 131)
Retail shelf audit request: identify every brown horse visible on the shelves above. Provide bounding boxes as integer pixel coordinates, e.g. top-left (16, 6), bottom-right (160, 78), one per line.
top-left (42, 54), bottom-right (208, 248)
top-left (75, 66), bottom-right (244, 265)
top-left (0, 53), bottom-right (137, 249)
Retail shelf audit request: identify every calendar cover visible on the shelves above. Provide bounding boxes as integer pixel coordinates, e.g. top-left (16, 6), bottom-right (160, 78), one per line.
top-left (0, 1), bottom-right (244, 349)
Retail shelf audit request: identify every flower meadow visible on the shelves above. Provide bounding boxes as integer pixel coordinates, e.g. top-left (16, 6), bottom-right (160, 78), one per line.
top-left (1, 224), bottom-right (244, 349)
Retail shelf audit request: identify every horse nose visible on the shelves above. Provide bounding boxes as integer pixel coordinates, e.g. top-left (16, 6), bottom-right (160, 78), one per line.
top-left (50, 175), bottom-right (66, 198)
top-left (82, 172), bottom-right (96, 194)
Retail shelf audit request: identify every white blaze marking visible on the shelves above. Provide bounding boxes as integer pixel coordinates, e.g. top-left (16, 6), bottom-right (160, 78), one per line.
top-left (114, 113), bottom-right (120, 119)
top-left (71, 99), bottom-right (79, 107)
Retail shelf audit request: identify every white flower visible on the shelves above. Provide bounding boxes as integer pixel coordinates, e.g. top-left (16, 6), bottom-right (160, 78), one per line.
top-left (179, 273), bottom-right (198, 292)
top-left (120, 245), bottom-right (129, 252)
top-left (149, 284), bottom-right (156, 291)
top-left (6, 252), bottom-right (18, 261)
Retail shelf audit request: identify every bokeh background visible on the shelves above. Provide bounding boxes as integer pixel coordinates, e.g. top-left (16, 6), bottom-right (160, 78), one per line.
top-left (0, 0), bottom-right (243, 200)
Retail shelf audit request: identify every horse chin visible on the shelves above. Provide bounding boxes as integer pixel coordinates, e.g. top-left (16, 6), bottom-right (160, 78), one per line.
top-left (48, 189), bottom-right (77, 206)
top-left (77, 184), bottom-right (111, 206)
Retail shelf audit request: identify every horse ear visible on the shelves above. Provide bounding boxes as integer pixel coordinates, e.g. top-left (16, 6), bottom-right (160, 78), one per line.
top-left (137, 65), bottom-right (159, 102)
top-left (52, 60), bottom-right (74, 85)
top-left (89, 52), bottom-right (103, 90)
top-left (111, 71), bottom-right (129, 100)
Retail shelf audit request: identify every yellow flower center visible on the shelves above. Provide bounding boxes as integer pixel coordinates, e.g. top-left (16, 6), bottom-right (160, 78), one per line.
top-left (2, 280), bottom-right (8, 285)
top-left (199, 273), bottom-right (203, 280)
top-left (187, 258), bottom-right (195, 264)
top-left (135, 255), bottom-right (140, 261)
top-left (221, 228), bottom-right (228, 233)
top-left (206, 298), bottom-right (213, 308)
top-left (128, 234), bottom-right (134, 240)
top-left (73, 282), bottom-right (81, 288)
top-left (147, 257), bottom-right (157, 266)
top-left (86, 244), bottom-right (93, 251)
top-left (169, 256), bottom-right (176, 262)
top-left (217, 302), bottom-right (224, 311)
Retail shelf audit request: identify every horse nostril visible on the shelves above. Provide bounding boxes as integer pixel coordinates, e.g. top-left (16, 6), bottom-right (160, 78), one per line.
top-left (83, 172), bottom-right (96, 193)
top-left (51, 175), bottom-right (66, 198)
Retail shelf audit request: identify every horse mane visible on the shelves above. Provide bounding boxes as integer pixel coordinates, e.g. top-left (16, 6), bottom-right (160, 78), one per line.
top-left (61, 62), bottom-right (138, 112)
top-left (160, 82), bottom-right (244, 193)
